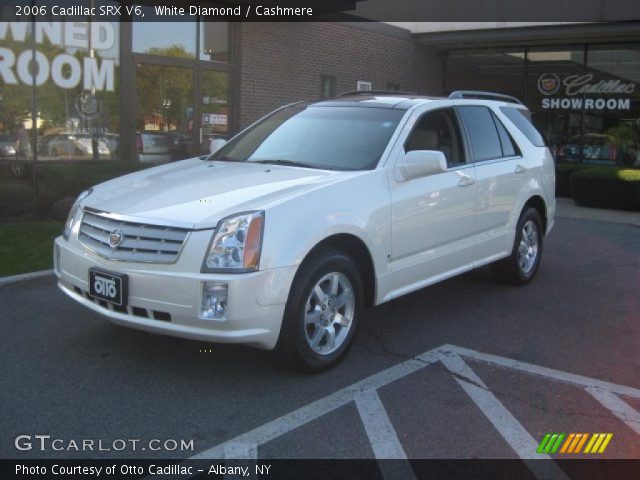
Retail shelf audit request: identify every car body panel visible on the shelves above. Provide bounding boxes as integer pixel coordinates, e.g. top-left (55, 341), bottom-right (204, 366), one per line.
top-left (56, 94), bottom-right (555, 349)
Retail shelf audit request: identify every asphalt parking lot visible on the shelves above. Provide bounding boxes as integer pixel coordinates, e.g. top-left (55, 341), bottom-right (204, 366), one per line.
top-left (1, 217), bottom-right (639, 462)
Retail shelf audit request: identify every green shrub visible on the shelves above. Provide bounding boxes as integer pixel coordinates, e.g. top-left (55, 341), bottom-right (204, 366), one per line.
top-left (0, 183), bottom-right (37, 220)
top-left (555, 164), bottom-right (592, 198)
top-left (570, 167), bottom-right (640, 211)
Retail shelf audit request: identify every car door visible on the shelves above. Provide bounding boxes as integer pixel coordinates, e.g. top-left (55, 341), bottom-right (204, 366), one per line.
top-left (387, 106), bottom-right (477, 298)
top-left (457, 105), bottom-right (528, 264)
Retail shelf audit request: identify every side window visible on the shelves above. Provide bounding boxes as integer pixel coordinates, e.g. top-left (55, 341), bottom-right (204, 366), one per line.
top-left (404, 108), bottom-right (466, 167)
top-left (500, 106), bottom-right (546, 147)
top-left (491, 113), bottom-right (520, 157)
top-left (458, 106), bottom-right (502, 162)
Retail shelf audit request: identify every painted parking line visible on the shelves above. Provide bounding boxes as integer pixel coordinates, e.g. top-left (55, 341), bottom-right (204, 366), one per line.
top-left (150, 344), bottom-right (640, 480)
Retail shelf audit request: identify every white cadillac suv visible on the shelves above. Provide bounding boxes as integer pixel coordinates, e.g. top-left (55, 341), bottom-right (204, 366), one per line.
top-left (55, 91), bottom-right (555, 371)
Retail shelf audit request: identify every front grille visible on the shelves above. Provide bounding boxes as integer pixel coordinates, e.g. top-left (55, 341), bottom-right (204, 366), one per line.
top-left (78, 210), bottom-right (189, 263)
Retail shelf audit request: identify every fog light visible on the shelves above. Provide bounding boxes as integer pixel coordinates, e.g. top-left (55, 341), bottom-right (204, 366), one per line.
top-left (201, 281), bottom-right (228, 320)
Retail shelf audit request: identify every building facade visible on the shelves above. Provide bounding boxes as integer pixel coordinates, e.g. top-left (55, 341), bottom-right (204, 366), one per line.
top-left (1, 14), bottom-right (639, 188)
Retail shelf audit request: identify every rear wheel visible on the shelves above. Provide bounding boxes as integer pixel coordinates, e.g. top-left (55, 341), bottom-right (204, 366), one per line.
top-left (491, 207), bottom-right (544, 285)
top-left (277, 248), bottom-right (363, 372)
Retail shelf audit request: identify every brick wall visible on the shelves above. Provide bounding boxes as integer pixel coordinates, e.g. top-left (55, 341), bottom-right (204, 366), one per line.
top-left (236, 23), bottom-right (443, 129)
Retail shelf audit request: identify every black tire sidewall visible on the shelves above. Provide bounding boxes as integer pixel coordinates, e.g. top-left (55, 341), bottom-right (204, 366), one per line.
top-left (279, 249), bottom-right (363, 372)
top-left (513, 208), bottom-right (544, 283)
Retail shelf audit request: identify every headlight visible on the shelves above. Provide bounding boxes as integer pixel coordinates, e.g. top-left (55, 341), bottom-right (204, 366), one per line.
top-left (63, 189), bottom-right (92, 240)
top-left (202, 211), bottom-right (264, 272)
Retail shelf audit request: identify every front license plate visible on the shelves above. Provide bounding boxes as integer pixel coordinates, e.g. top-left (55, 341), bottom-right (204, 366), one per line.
top-left (89, 268), bottom-right (128, 306)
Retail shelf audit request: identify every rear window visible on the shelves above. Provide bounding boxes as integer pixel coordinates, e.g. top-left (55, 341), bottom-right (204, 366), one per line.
top-left (500, 107), bottom-right (546, 147)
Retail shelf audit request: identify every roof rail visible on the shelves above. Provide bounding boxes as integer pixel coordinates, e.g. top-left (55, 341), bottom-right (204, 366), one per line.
top-left (338, 90), bottom-right (417, 97)
top-left (448, 90), bottom-right (523, 105)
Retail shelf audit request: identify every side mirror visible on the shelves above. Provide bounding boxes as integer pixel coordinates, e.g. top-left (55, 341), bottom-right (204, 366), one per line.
top-left (396, 150), bottom-right (447, 181)
top-left (209, 138), bottom-right (227, 154)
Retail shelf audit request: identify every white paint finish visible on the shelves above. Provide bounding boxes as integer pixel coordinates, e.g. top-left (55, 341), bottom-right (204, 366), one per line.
top-left (354, 390), bottom-right (410, 460)
top-left (58, 96), bottom-right (555, 347)
top-left (439, 353), bottom-right (549, 460)
top-left (190, 351), bottom-right (441, 461)
top-left (143, 344), bottom-right (639, 480)
top-left (440, 354), bottom-right (571, 479)
top-left (586, 387), bottom-right (640, 436)
top-left (442, 344), bottom-right (640, 399)
top-left (0, 269), bottom-right (53, 286)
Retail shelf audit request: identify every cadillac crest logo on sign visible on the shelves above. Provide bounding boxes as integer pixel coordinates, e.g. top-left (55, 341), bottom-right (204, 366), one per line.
top-left (538, 73), bottom-right (561, 96)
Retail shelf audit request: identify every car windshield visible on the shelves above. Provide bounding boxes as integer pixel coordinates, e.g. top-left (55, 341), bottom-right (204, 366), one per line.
top-left (0, 134), bottom-right (12, 142)
top-left (208, 104), bottom-right (405, 171)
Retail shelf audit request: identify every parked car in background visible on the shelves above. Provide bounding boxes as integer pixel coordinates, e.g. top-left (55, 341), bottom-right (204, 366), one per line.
top-left (557, 133), bottom-right (635, 165)
top-left (136, 131), bottom-right (172, 163)
top-left (167, 131), bottom-right (191, 160)
top-left (0, 132), bottom-right (27, 178)
top-left (0, 133), bottom-right (17, 159)
top-left (100, 134), bottom-right (120, 160)
top-left (38, 134), bottom-right (58, 156)
top-left (47, 133), bottom-right (110, 159)
top-left (56, 92), bottom-right (555, 371)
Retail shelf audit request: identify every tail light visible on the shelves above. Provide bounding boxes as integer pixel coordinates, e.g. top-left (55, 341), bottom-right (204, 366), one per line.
top-left (135, 134), bottom-right (143, 153)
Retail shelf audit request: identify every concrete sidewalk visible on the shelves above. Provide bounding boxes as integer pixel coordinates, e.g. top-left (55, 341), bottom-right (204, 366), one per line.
top-left (555, 197), bottom-right (640, 226)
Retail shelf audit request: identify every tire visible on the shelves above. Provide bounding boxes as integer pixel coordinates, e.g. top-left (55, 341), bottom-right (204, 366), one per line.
top-left (276, 248), bottom-right (363, 373)
top-left (491, 207), bottom-right (544, 285)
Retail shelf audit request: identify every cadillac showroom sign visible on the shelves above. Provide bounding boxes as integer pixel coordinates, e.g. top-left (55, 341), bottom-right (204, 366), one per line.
top-left (0, 22), bottom-right (115, 91)
top-left (538, 73), bottom-right (635, 110)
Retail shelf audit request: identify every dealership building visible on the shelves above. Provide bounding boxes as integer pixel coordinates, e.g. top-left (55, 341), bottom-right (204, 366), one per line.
top-left (1, 8), bottom-right (639, 169)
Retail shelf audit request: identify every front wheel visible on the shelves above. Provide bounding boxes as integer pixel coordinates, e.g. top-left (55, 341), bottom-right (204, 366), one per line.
top-left (491, 207), bottom-right (544, 285)
top-left (277, 248), bottom-right (363, 372)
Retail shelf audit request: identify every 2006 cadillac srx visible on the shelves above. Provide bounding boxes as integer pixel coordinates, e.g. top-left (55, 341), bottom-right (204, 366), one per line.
top-left (55, 92), bottom-right (555, 371)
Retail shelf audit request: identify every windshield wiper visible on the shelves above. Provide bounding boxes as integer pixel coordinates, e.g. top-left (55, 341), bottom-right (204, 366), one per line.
top-left (252, 159), bottom-right (332, 170)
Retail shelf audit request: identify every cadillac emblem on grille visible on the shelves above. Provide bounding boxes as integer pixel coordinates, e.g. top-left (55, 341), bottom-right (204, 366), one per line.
top-left (108, 230), bottom-right (123, 248)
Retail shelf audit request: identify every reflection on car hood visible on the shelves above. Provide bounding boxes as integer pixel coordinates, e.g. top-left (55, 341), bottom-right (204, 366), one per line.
top-left (85, 158), bottom-right (356, 229)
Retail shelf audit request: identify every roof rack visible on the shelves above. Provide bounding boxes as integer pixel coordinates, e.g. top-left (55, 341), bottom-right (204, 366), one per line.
top-left (448, 90), bottom-right (523, 105)
top-left (338, 90), bottom-right (418, 97)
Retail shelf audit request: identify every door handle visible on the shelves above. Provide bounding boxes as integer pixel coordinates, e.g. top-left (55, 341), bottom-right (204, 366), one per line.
top-left (515, 164), bottom-right (528, 174)
top-left (457, 176), bottom-right (475, 187)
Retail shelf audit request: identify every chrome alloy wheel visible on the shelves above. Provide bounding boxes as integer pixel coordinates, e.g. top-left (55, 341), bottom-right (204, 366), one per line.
top-left (304, 272), bottom-right (355, 355)
top-left (518, 220), bottom-right (539, 274)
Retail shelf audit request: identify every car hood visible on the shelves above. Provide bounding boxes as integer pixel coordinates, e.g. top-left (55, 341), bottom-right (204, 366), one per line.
top-left (85, 158), bottom-right (357, 229)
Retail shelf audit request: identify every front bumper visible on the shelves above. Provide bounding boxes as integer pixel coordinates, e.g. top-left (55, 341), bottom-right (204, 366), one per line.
top-left (54, 236), bottom-right (296, 349)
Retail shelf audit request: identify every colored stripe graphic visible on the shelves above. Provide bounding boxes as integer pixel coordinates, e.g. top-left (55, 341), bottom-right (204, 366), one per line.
top-left (584, 433), bottom-right (613, 454)
top-left (539, 433), bottom-right (613, 454)
top-left (537, 433), bottom-right (565, 453)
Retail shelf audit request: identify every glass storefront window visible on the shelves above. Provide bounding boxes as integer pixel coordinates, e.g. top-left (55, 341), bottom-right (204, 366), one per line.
top-left (133, 20), bottom-right (196, 58)
top-left (526, 47), bottom-right (585, 163)
top-left (200, 70), bottom-right (228, 153)
top-left (135, 64), bottom-right (194, 162)
top-left (199, 22), bottom-right (228, 62)
top-left (446, 49), bottom-right (526, 100)
top-left (585, 45), bottom-right (640, 167)
top-left (0, 11), bottom-right (36, 176)
top-left (0, 10), bottom-right (120, 170)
